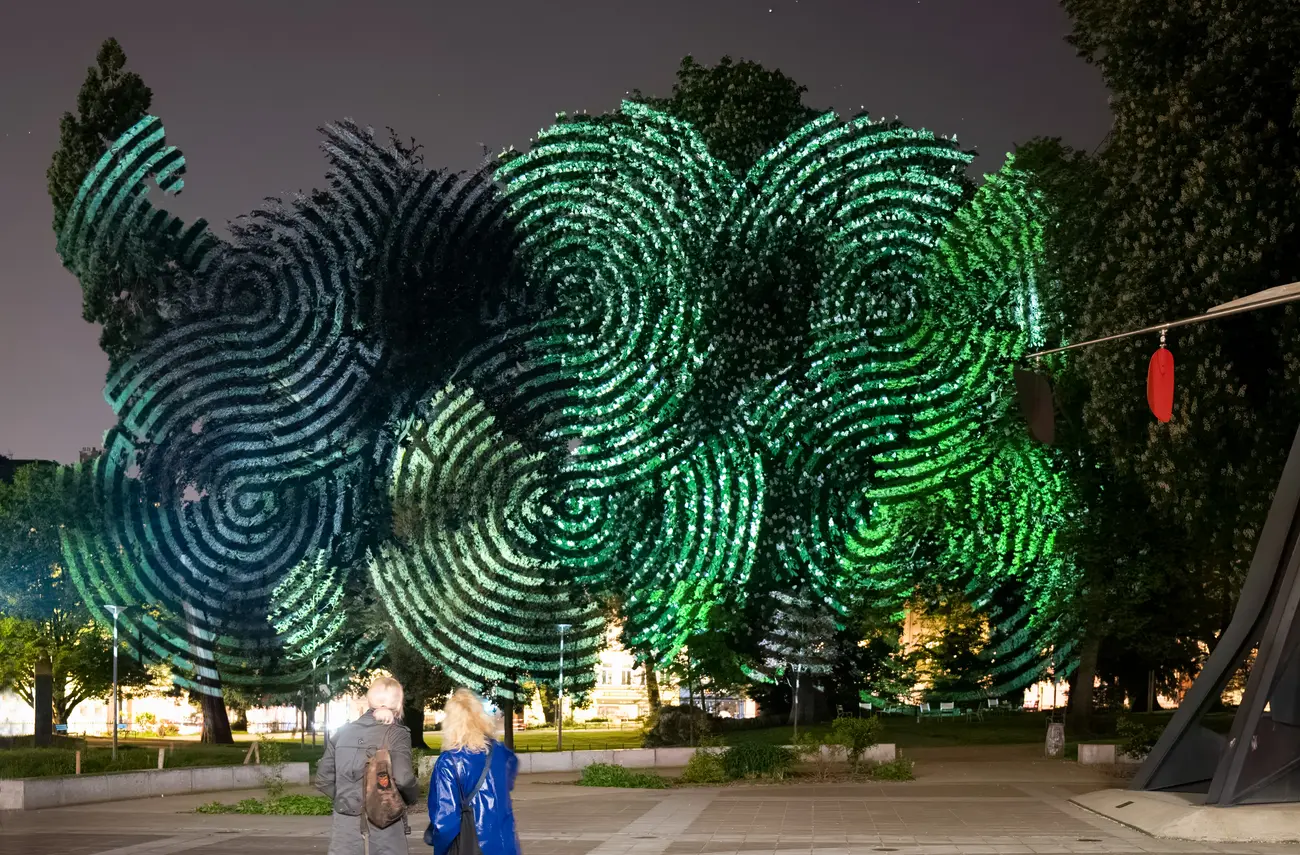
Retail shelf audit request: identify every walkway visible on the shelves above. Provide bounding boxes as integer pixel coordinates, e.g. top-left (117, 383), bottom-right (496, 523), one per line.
top-left (2, 746), bottom-right (1296, 855)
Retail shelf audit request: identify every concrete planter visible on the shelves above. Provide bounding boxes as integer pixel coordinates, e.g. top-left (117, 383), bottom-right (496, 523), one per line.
top-left (417, 744), bottom-right (897, 779)
top-left (807, 744), bottom-right (897, 764)
top-left (0, 762), bottom-right (309, 810)
top-left (1077, 744), bottom-right (1143, 766)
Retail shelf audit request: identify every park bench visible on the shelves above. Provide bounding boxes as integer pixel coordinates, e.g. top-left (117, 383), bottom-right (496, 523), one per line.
top-left (54, 724), bottom-right (68, 734)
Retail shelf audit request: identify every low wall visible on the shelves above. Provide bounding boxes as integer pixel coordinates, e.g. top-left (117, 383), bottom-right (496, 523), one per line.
top-left (1077, 744), bottom-right (1142, 766)
top-left (0, 762), bottom-right (310, 811)
top-left (417, 744), bottom-right (897, 778)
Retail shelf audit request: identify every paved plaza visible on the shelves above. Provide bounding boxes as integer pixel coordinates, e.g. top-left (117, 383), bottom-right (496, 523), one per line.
top-left (2, 747), bottom-right (1297, 855)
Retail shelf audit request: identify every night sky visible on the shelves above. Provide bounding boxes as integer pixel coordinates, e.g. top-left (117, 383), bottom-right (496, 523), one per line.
top-left (0, 0), bottom-right (1111, 463)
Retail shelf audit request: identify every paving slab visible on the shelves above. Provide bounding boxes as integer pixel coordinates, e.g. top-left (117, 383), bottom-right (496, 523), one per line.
top-left (1072, 789), bottom-right (1300, 844)
top-left (2, 748), bottom-right (1298, 855)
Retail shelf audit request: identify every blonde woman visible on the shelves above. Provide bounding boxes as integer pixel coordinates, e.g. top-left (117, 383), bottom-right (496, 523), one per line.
top-left (426, 689), bottom-right (520, 855)
top-left (317, 676), bottom-right (420, 855)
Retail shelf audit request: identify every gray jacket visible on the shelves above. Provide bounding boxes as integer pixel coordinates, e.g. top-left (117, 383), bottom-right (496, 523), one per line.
top-left (315, 712), bottom-right (420, 816)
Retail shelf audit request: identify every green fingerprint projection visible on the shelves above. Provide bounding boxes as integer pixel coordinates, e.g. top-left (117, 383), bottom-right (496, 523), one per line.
top-left (62, 103), bottom-right (1074, 702)
top-left (374, 104), bottom-right (1074, 696)
top-left (57, 115), bottom-right (516, 696)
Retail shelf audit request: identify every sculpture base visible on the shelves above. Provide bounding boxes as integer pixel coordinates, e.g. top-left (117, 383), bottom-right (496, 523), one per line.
top-left (1073, 788), bottom-right (1300, 842)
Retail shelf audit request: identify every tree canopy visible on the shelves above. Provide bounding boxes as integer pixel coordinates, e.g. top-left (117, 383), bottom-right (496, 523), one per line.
top-left (47, 37), bottom-right (159, 371)
top-left (630, 55), bottom-right (822, 174)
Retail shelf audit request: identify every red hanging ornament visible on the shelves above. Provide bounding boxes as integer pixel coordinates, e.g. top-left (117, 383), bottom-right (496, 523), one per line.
top-left (1147, 329), bottom-right (1174, 423)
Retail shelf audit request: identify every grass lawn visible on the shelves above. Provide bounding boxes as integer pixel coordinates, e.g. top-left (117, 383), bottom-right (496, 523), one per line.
top-left (3, 727), bottom-right (642, 779)
top-left (6, 713), bottom-right (1235, 779)
top-left (420, 727), bottom-right (643, 752)
top-left (0, 742), bottom-right (325, 780)
top-left (721, 710), bottom-right (1238, 751)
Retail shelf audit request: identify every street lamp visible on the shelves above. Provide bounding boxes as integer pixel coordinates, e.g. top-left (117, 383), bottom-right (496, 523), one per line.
top-left (104, 605), bottom-right (127, 761)
top-left (791, 663), bottom-right (805, 742)
top-left (556, 623), bottom-right (571, 751)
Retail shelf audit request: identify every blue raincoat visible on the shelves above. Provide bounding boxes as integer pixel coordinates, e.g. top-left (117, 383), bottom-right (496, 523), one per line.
top-left (427, 741), bottom-right (521, 855)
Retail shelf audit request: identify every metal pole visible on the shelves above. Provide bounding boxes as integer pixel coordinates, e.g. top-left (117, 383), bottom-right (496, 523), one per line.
top-left (557, 623), bottom-right (570, 751)
top-left (108, 606), bottom-right (121, 761)
top-left (793, 667), bottom-right (801, 742)
top-left (1023, 284), bottom-right (1300, 360)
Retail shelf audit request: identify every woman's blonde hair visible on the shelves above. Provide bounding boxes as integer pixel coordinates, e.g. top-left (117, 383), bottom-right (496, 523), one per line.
top-left (441, 688), bottom-right (495, 752)
top-left (366, 676), bottom-right (405, 725)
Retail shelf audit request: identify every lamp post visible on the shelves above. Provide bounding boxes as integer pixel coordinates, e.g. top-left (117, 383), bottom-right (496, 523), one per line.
top-left (791, 663), bottom-right (804, 742)
top-left (556, 623), bottom-right (571, 751)
top-left (105, 605), bottom-right (126, 761)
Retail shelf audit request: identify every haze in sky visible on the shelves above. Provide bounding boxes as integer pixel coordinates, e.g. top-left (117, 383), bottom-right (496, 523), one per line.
top-left (0, 0), bottom-right (1111, 462)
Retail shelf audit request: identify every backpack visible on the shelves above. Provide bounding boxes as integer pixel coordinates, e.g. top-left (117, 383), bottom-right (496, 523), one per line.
top-left (361, 726), bottom-right (407, 831)
top-left (448, 744), bottom-right (493, 855)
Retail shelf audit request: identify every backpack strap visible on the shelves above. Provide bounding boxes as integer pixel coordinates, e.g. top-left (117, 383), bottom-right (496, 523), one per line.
top-left (460, 743), bottom-right (494, 810)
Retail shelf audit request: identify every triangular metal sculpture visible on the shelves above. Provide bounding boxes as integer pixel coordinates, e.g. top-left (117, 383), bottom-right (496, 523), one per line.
top-left (1132, 424), bottom-right (1300, 804)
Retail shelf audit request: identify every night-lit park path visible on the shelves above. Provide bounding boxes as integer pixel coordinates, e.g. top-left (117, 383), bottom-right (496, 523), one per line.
top-left (3, 747), bottom-right (1298, 855)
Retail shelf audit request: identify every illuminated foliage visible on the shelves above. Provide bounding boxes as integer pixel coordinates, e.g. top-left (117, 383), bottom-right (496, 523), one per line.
top-left (57, 100), bottom-right (1075, 703)
top-left (54, 115), bottom-right (503, 699)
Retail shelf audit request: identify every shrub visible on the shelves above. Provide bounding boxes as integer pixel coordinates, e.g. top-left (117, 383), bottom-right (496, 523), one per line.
top-left (1116, 717), bottom-right (1162, 760)
top-left (793, 731), bottom-right (835, 781)
top-left (869, 757), bottom-right (915, 781)
top-left (679, 746), bottom-right (728, 784)
top-left (196, 795), bottom-right (333, 815)
top-left (578, 763), bottom-right (668, 789)
top-left (641, 705), bottom-right (713, 747)
top-left (829, 715), bottom-right (883, 769)
top-left (257, 735), bottom-right (288, 798)
top-left (721, 743), bottom-right (795, 780)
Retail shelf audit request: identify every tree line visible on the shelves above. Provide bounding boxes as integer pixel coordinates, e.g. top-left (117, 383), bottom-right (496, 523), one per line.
top-left (6, 0), bottom-right (1299, 741)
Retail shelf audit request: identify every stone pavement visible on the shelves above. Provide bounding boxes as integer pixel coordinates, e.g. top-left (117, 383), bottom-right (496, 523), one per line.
top-left (3, 746), bottom-right (1299, 855)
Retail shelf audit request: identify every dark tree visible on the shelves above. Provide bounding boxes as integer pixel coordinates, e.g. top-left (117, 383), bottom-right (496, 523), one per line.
top-left (47, 38), bottom-right (161, 371)
top-left (1061, 0), bottom-right (1300, 588)
top-left (631, 55), bottom-right (822, 175)
top-left (382, 630), bottom-right (453, 749)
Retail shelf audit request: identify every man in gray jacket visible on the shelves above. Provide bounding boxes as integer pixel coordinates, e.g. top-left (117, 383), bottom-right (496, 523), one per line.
top-left (316, 677), bottom-right (421, 855)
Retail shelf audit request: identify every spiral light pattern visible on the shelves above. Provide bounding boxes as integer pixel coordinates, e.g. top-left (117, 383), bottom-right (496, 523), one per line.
top-left (57, 116), bottom-right (511, 694)
top-left (374, 105), bottom-right (1073, 698)
top-left (62, 106), bottom-right (1073, 701)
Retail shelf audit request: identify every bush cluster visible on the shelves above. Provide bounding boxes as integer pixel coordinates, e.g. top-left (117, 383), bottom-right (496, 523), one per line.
top-left (196, 795), bottom-right (333, 815)
top-left (1116, 717), bottom-right (1162, 760)
top-left (641, 705), bottom-right (714, 747)
top-left (720, 743), bottom-right (796, 780)
top-left (578, 763), bottom-right (669, 789)
top-left (679, 747), bottom-right (728, 784)
top-left (867, 757), bottom-right (915, 781)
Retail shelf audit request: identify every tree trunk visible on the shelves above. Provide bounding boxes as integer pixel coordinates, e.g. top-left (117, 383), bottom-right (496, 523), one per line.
top-left (184, 601), bottom-right (234, 744)
top-left (51, 681), bottom-right (68, 727)
top-left (788, 678), bottom-right (814, 725)
top-left (1067, 630), bottom-right (1103, 736)
top-left (199, 692), bottom-right (234, 744)
top-left (403, 696), bottom-right (429, 749)
top-left (538, 685), bottom-right (556, 725)
top-left (645, 665), bottom-right (661, 709)
top-left (501, 697), bottom-right (515, 750)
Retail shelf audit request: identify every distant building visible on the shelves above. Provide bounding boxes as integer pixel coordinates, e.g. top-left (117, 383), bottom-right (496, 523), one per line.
top-left (521, 623), bottom-right (685, 725)
top-left (78, 447), bottom-right (102, 463)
